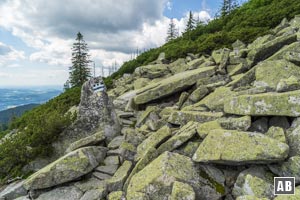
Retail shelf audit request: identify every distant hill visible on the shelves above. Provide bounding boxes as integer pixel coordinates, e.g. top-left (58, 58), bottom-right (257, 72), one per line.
top-left (0, 104), bottom-right (39, 129)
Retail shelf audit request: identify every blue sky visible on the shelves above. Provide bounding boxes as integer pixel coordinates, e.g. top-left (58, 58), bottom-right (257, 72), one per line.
top-left (0, 0), bottom-right (247, 87)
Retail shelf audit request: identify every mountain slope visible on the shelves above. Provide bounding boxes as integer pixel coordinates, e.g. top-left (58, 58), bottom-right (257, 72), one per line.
top-left (105, 0), bottom-right (300, 88)
top-left (0, 104), bottom-right (39, 130)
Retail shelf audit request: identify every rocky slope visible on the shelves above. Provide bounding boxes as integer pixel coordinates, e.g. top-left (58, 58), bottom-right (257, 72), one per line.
top-left (2, 16), bottom-right (300, 200)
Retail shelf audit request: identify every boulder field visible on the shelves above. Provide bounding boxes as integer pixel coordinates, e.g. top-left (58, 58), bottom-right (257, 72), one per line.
top-left (3, 16), bottom-right (300, 200)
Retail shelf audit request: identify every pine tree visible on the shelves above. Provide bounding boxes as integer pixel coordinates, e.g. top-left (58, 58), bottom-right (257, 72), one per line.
top-left (69, 32), bottom-right (91, 87)
top-left (63, 80), bottom-right (70, 91)
top-left (166, 18), bottom-right (178, 42)
top-left (221, 0), bottom-right (238, 17)
top-left (196, 14), bottom-right (205, 27)
top-left (185, 11), bottom-right (196, 32)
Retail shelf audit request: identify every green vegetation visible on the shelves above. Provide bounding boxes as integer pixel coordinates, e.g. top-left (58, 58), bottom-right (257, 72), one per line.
top-left (104, 0), bottom-right (300, 88)
top-left (0, 87), bottom-right (81, 181)
top-left (0, 104), bottom-right (39, 132)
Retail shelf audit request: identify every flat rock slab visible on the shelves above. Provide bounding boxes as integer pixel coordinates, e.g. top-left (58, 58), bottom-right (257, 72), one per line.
top-left (168, 110), bottom-right (224, 125)
top-left (0, 180), bottom-right (27, 200)
top-left (134, 66), bottom-right (216, 105)
top-left (36, 186), bottom-right (83, 200)
top-left (126, 151), bottom-right (220, 200)
top-left (193, 129), bottom-right (289, 165)
top-left (24, 146), bottom-right (107, 190)
top-left (224, 90), bottom-right (300, 117)
top-left (95, 165), bottom-right (119, 176)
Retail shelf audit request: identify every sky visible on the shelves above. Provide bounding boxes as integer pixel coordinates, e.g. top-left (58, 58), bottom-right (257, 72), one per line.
top-left (0, 0), bottom-right (247, 87)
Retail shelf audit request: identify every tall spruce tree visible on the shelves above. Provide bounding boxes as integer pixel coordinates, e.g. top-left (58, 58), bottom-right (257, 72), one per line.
top-left (185, 11), bottom-right (196, 32)
top-left (221, 0), bottom-right (238, 17)
top-left (69, 32), bottom-right (91, 87)
top-left (166, 18), bottom-right (178, 42)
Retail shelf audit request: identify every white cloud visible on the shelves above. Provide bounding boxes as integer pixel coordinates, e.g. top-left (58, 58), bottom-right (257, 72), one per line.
top-left (0, 42), bottom-right (25, 66)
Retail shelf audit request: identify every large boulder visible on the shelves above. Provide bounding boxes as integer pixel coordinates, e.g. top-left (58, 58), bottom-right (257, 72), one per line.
top-left (232, 167), bottom-right (274, 199)
top-left (269, 156), bottom-right (300, 184)
top-left (52, 77), bottom-right (120, 157)
top-left (0, 180), bottom-right (27, 200)
top-left (168, 110), bottom-right (223, 125)
top-left (224, 90), bottom-right (300, 117)
top-left (36, 186), bottom-right (83, 200)
top-left (253, 60), bottom-right (300, 90)
top-left (193, 129), bottom-right (289, 165)
top-left (126, 151), bottom-right (221, 200)
top-left (248, 33), bottom-right (297, 65)
top-left (134, 64), bottom-right (171, 79)
top-left (133, 66), bottom-right (216, 105)
top-left (23, 146), bottom-right (107, 190)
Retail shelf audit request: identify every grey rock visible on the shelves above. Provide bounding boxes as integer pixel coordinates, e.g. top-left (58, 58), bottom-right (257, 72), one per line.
top-left (24, 147), bottom-right (107, 190)
top-left (95, 165), bottom-right (119, 176)
top-left (232, 167), bottom-right (274, 199)
top-left (269, 156), bottom-right (300, 184)
top-left (104, 156), bottom-right (120, 166)
top-left (0, 180), bottom-right (27, 200)
top-left (108, 136), bottom-right (124, 149)
top-left (52, 77), bottom-right (120, 158)
top-left (74, 178), bottom-right (106, 192)
top-left (93, 172), bottom-right (112, 180)
top-left (36, 186), bottom-right (83, 200)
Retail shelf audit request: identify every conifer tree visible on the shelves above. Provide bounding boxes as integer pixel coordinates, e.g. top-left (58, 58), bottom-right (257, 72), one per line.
top-left (221, 0), bottom-right (238, 17)
top-left (185, 11), bottom-right (196, 32)
top-left (166, 18), bottom-right (179, 42)
top-left (69, 32), bottom-right (91, 87)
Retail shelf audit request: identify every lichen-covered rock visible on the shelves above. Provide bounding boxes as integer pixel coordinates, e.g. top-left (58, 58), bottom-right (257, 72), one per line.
top-left (107, 191), bottom-right (125, 200)
top-left (126, 151), bottom-right (220, 200)
top-left (24, 147), bottom-right (107, 190)
top-left (274, 186), bottom-right (300, 200)
top-left (269, 156), bottom-right (300, 184)
top-left (134, 66), bottom-right (216, 105)
top-left (224, 90), bottom-right (300, 117)
top-left (133, 78), bottom-right (150, 90)
top-left (134, 64), bottom-right (171, 79)
top-left (107, 160), bottom-right (132, 192)
top-left (79, 185), bottom-right (107, 200)
top-left (156, 122), bottom-right (198, 155)
top-left (218, 116), bottom-right (251, 131)
top-left (136, 106), bottom-right (159, 127)
top-left (65, 131), bottom-right (105, 153)
top-left (136, 126), bottom-right (171, 161)
top-left (177, 92), bottom-right (190, 109)
top-left (266, 127), bottom-right (286, 143)
top-left (187, 57), bottom-right (205, 69)
top-left (193, 129), bottom-right (289, 165)
top-left (196, 121), bottom-right (222, 138)
top-left (199, 165), bottom-right (226, 196)
top-left (189, 86), bottom-right (209, 102)
top-left (170, 181), bottom-right (195, 200)
top-left (36, 186), bottom-right (83, 200)
top-left (248, 33), bottom-right (297, 64)
top-left (194, 87), bottom-right (237, 111)
top-left (254, 60), bottom-right (300, 90)
top-left (232, 167), bottom-right (274, 199)
top-left (168, 58), bottom-right (189, 74)
top-left (277, 75), bottom-right (300, 92)
top-left (286, 121), bottom-right (300, 156)
top-left (108, 136), bottom-right (124, 149)
top-left (168, 110), bottom-right (223, 125)
top-left (236, 195), bottom-right (270, 200)
top-left (74, 178), bottom-right (106, 192)
top-left (0, 180), bottom-right (27, 200)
